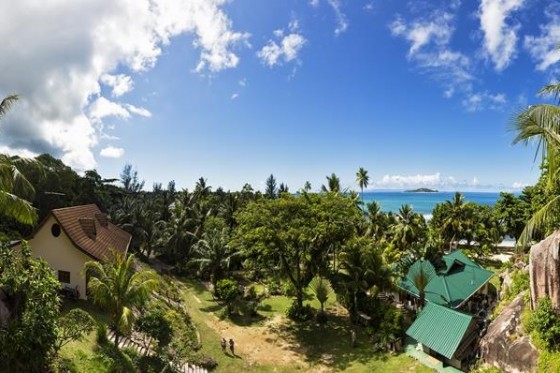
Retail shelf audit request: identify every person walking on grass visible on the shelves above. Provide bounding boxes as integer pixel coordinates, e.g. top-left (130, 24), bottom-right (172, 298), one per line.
top-left (221, 337), bottom-right (227, 353)
top-left (229, 338), bottom-right (235, 355)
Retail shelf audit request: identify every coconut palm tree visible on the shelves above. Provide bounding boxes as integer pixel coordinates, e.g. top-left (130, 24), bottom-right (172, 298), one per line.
top-left (513, 82), bottom-right (560, 246)
top-left (441, 192), bottom-right (468, 250)
top-left (356, 167), bottom-right (369, 204)
top-left (391, 204), bottom-right (426, 254)
top-left (321, 173), bottom-right (341, 193)
top-left (190, 228), bottom-right (239, 287)
top-left (0, 95), bottom-right (39, 225)
top-left (84, 250), bottom-right (158, 348)
top-left (303, 181), bottom-right (312, 192)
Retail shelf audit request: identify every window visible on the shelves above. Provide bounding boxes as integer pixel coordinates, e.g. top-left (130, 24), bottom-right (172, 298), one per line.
top-left (51, 223), bottom-right (61, 237)
top-left (58, 270), bottom-right (70, 284)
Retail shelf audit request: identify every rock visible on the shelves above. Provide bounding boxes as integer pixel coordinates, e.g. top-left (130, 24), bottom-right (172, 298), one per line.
top-left (529, 230), bottom-right (560, 310)
top-left (480, 292), bottom-right (539, 373)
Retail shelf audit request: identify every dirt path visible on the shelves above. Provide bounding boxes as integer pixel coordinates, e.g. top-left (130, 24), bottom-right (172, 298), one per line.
top-left (204, 312), bottom-right (311, 369)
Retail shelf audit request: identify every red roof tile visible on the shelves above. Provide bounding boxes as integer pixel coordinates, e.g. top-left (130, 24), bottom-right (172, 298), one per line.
top-left (50, 204), bottom-right (131, 261)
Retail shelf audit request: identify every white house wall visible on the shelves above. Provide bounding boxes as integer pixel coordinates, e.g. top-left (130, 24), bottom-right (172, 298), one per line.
top-left (25, 215), bottom-right (92, 299)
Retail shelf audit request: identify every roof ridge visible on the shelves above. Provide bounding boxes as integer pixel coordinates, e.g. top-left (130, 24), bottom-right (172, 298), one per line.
top-left (52, 203), bottom-right (98, 212)
top-left (426, 302), bottom-right (472, 319)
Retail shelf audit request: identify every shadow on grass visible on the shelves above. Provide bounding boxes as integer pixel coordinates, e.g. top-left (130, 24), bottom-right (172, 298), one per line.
top-left (268, 311), bottom-right (388, 371)
top-left (61, 299), bottom-right (111, 324)
top-left (227, 312), bottom-right (267, 327)
top-left (478, 258), bottom-right (504, 271)
top-left (200, 303), bottom-right (225, 313)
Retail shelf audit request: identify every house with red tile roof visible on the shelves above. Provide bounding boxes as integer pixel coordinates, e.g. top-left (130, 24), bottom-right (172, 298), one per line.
top-left (12, 204), bottom-right (131, 299)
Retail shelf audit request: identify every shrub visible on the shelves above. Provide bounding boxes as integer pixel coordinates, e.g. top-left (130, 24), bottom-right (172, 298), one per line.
top-left (503, 270), bottom-right (529, 301)
top-left (286, 300), bottom-right (314, 321)
top-left (136, 309), bottom-right (173, 351)
top-left (215, 278), bottom-right (240, 315)
top-left (192, 354), bottom-right (218, 370)
top-left (527, 297), bottom-right (560, 350)
top-left (281, 280), bottom-right (296, 297)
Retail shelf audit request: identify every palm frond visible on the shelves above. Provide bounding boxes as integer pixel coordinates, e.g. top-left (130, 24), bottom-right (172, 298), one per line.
top-left (518, 194), bottom-right (560, 249)
top-left (0, 94), bottom-right (19, 119)
top-left (0, 191), bottom-right (37, 225)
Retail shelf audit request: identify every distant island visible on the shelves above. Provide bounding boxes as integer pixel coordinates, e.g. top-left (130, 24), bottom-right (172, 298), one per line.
top-left (405, 188), bottom-right (439, 193)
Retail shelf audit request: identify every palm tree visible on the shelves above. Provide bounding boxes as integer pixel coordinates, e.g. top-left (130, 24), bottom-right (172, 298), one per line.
top-left (84, 250), bottom-right (158, 348)
top-left (513, 83), bottom-right (560, 246)
top-left (441, 192), bottom-right (467, 250)
top-left (190, 228), bottom-right (239, 287)
top-left (391, 204), bottom-right (426, 255)
top-left (303, 181), bottom-right (312, 192)
top-left (321, 173), bottom-right (341, 193)
top-left (356, 167), bottom-right (369, 204)
top-left (308, 275), bottom-right (333, 315)
top-left (0, 95), bottom-right (39, 225)
top-left (406, 260), bottom-right (436, 310)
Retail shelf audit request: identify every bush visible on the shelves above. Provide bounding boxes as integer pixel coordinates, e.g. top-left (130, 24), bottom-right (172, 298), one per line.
top-left (136, 309), bottom-right (173, 351)
top-left (503, 270), bottom-right (530, 301)
top-left (286, 300), bottom-right (314, 321)
top-left (192, 354), bottom-right (218, 370)
top-left (282, 280), bottom-right (297, 297)
top-left (527, 297), bottom-right (560, 350)
top-left (215, 278), bottom-right (240, 315)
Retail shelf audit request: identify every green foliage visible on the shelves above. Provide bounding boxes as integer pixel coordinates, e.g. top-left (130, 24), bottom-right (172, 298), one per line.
top-left (191, 354), bottom-right (219, 370)
top-left (215, 278), bottom-right (239, 315)
top-left (285, 300), bottom-right (314, 321)
top-left (308, 276), bottom-right (333, 314)
top-left (55, 308), bottom-right (96, 354)
top-left (538, 350), bottom-right (560, 373)
top-left (503, 270), bottom-right (530, 301)
top-left (96, 323), bottom-right (109, 345)
top-left (526, 297), bottom-right (560, 350)
top-left (135, 309), bottom-right (173, 350)
top-left (0, 242), bottom-right (61, 372)
top-left (233, 192), bottom-right (360, 311)
top-left (84, 250), bottom-right (158, 349)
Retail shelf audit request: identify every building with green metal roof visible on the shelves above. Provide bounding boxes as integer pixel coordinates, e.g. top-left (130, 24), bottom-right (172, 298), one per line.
top-left (399, 250), bottom-right (494, 309)
top-left (406, 302), bottom-right (478, 370)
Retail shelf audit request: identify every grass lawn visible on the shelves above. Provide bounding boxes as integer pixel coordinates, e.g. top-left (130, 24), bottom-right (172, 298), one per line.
top-left (176, 277), bottom-right (433, 373)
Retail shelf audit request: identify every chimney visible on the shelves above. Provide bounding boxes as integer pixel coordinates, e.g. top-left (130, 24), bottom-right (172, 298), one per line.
top-left (79, 218), bottom-right (97, 239)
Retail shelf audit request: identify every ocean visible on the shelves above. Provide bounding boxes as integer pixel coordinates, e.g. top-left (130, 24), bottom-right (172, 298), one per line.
top-left (361, 191), bottom-right (502, 217)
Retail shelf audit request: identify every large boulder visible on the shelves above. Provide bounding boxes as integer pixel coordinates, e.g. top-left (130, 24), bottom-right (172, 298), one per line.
top-left (529, 230), bottom-right (560, 310)
top-left (480, 292), bottom-right (539, 373)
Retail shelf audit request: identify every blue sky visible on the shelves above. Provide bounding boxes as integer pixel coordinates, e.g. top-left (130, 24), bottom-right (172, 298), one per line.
top-left (1, 0), bottom-right (559, 192)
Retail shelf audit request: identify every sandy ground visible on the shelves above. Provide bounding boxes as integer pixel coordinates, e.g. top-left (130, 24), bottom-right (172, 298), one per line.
top-left (205, 313), bottom-right (308, 367)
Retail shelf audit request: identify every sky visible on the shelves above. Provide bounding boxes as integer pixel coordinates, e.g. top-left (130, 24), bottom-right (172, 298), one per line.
top-left (0, 0), bottom-right (559, 192)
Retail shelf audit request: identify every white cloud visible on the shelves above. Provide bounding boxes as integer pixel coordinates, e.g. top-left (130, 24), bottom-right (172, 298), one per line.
top-left (308, 0), bottom-right (348, 35)
top-left (389, 10), bottom-right (473, 96)
top-left (462, 91), bottom-right (507, 111)
top-left (327, 0), bottom-right (348, 36)
top-left (390, 13), bottom-right (453, 56)
top-left (478, 0), bottom-right (524, 71)
top-left (125, 104), bottom-right (152, 117)
top-left (258, 23), bottom-right (306, 67)
top-left (0, 0), bottom-right (249, 171)
top-left (512, 181), bottom-right (529, 189)
top-left (100, 74), bottom-right (134, 97)
top-left (100, 145), bottom-right (125, 158)
top-left (524, 6), bottom-right (560, 71)
top-left (89, 97), bottom-right (131, 122)
top-left (231, 93), bottom-right (239, 100)
top-left (376, 172), bottom-right (490, 190)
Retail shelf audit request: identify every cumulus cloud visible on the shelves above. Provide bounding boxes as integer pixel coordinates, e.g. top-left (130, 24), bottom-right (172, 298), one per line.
top-left (523, 5), bottom-right (560, 71)
top-left (376, 172), bottom-right (487, 190)
top-left (462, 91), bottom-right (507, 112)
top-left (100, 74), bottom-right (134, 97)
top-left (0, 0), bottom-right (249, 170)
top-left (478, 0), bottom-right (524, 71)
top-left (512, 181), bottom-right (529, 189)
top-left (100, 146), bottom-right (125, 158)
top-left (257, 21), bottom-right (306, 67)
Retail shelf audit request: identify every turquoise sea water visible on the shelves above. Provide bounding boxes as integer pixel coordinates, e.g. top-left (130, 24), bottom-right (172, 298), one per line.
top-left (362, 191), bottom-right (502, 216)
